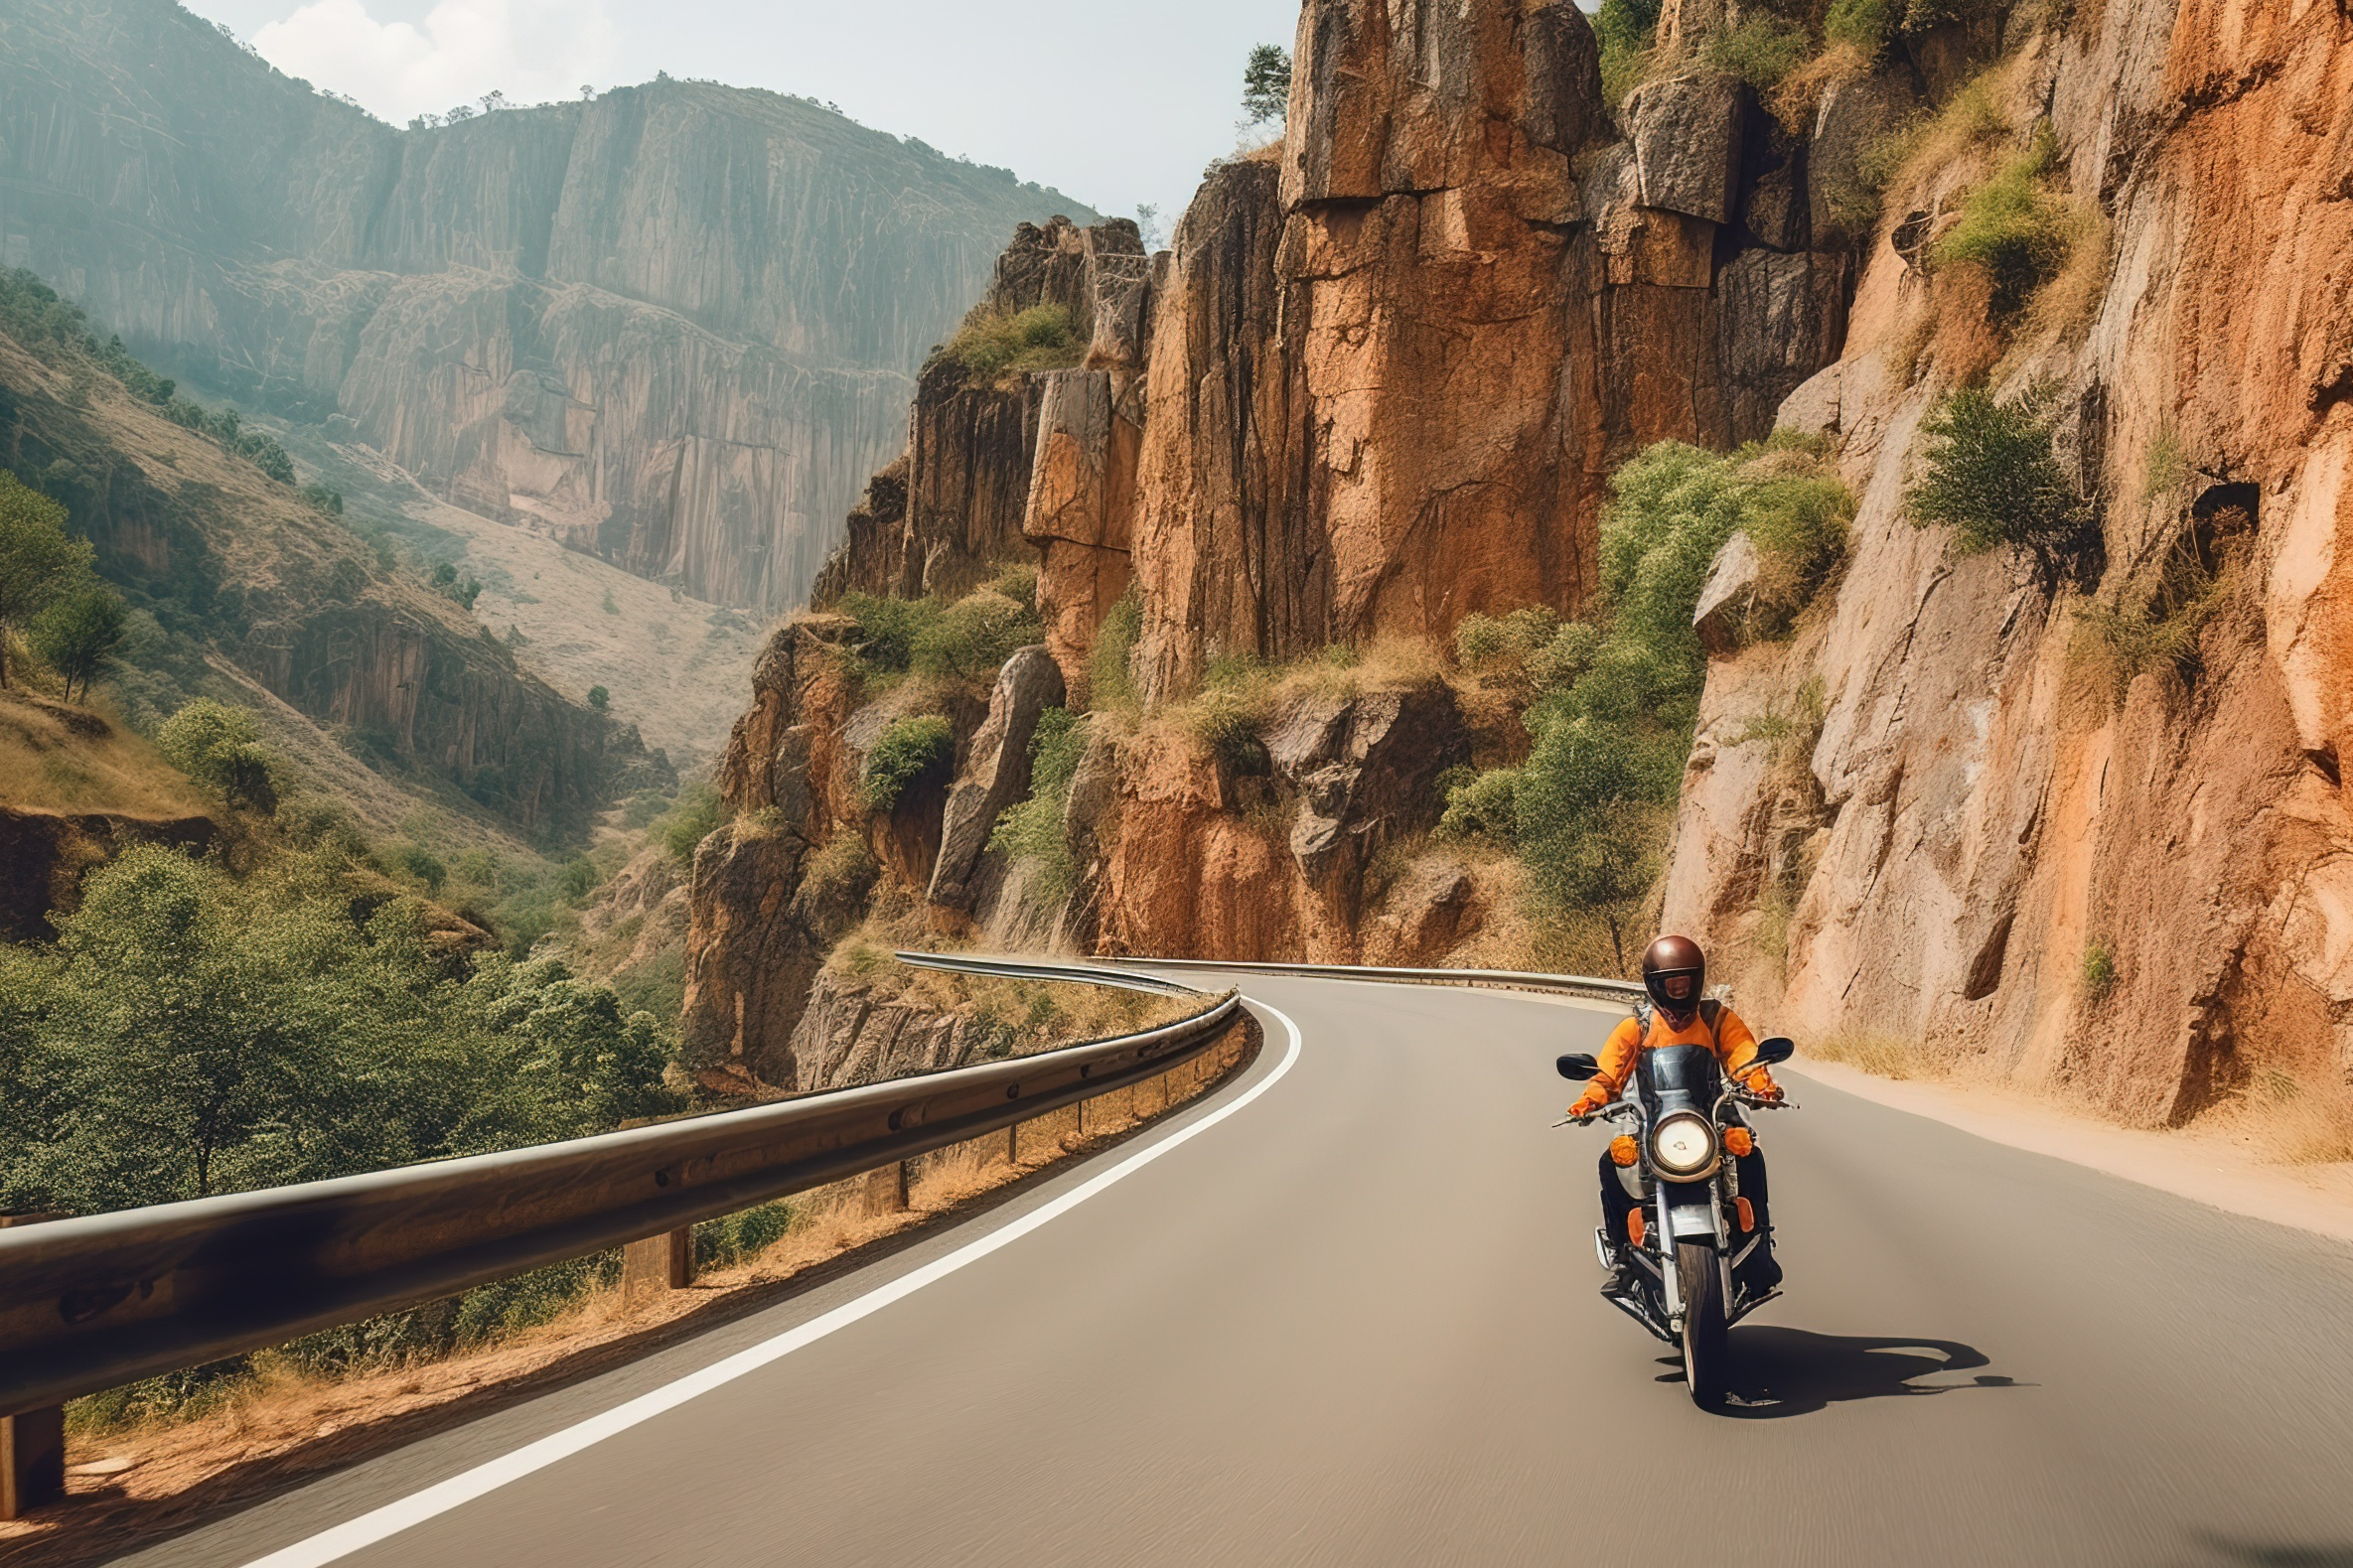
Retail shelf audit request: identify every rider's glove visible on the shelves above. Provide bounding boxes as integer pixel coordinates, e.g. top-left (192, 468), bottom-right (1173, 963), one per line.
top-left (1568, 1084), bottom-right (1612, 1119)
top-left (1742, 1069), bottom-right (1784, 1103)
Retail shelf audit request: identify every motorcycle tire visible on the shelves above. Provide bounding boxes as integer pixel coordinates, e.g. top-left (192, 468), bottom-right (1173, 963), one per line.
top-left (1678, 1239), bottom-right (1729, 1409)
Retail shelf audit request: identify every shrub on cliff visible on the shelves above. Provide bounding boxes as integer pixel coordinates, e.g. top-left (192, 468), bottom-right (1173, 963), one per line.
top-left (1434, 767), bottom-right (1520, 846)
top-left (1933, 124), bottom-right (2071, 321)
top-left (1906, 384), bottom-right (2092, 568)
top-left (989, 706), bottom-right (1086, 903)
top-left (1592, 0), bottom-right (1661, 102)
top-left (660, 781), bottom-right (727, 869)
top-left (861, 713), bottom-right (955, 812)
top-left (1089, 588), bottom-right (1143, 718)
top-left (913, 586), bottom-right (1042, 682)
top-left (936, 304), bottom-right (1085, 380)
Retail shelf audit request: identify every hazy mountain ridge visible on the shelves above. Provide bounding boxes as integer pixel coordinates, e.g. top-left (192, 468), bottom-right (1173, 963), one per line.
top-left (0, 0), bottom-right (1103, 612)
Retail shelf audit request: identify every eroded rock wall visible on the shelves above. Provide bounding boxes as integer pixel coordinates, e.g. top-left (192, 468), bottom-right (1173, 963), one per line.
top-left (1661, 3), bottom-right (2353, 1125)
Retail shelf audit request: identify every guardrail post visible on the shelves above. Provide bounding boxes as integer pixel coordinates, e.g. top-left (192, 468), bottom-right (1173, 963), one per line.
top-left (622, 1226), bottom-right (692, 1304)
top-left (0, 1212), bottom-right (64, 1519)
top-left (864, 1160), bottom-right (909, 1213)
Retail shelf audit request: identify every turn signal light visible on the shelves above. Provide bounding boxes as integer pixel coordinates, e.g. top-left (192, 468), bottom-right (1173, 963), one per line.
top-left (1723, 1127), bottom-right (1755, 1158)
top-left (1735, 1197), bottom-right (1756, 1233)
top-left (1609, 1135), bottom-right (1640, 1168)
top-left (1627, 1211), bottom-right (1647, 1246)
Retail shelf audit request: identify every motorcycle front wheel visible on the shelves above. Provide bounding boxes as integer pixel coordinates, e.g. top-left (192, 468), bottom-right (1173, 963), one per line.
top-left (1677, 1239), bottom-right (1728, 1408)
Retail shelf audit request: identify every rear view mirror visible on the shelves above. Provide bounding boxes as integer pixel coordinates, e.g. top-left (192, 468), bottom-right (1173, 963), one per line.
top-left (1557, 1053), bottom-right (1600, 1080)
top-left (1751, 1037), bottom-right (1795, 1067)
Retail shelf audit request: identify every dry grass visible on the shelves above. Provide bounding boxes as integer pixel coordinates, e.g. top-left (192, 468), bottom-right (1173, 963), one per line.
top-left (0, 690), bottom-right (207, 817)
top-left (1769, 42), bottom-right (1868, 136)
top-left (1807, 1028), bottom-right (1948, 1081)
top-left (2194, 1070), bottom-right (2353, 1167)
top-left (1, 1024), bottom-right (1254, 1557)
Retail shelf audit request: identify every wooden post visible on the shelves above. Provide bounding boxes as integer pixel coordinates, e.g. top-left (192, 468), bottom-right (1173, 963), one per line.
top-left (865, 1160), bottom-right (910, 1213)
top-left (621, 1226), bottom-right (693, 1305)
top-left (1, 1213), bottom-right (65, 1520)
top-left (1006, 1120), bottom-right (1021, 1166)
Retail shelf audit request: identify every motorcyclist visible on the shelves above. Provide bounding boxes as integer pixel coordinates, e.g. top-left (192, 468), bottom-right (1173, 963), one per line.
top-left (1568, 933), bottom-right (1784, 1292)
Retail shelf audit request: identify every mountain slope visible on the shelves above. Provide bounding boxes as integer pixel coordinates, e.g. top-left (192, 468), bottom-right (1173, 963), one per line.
top-left (0, 0), bottom-right (1102, 613)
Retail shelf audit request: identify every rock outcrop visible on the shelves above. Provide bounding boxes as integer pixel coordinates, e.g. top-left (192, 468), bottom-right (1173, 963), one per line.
top-left (1660, 5), bottom-right (2353, 1125)
top-left (929, 647), bottom-right (1065, 911)
top-left (0, 0), bottom-right (1098, 614)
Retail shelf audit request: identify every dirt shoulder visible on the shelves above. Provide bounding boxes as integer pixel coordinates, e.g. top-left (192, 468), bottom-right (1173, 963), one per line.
top-left (1789, 1062), bottom-right (2353, 1245)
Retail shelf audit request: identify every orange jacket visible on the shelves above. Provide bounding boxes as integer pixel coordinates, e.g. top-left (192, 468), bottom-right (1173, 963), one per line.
top-left (1585, 1001), bottom-right (1776, 1098)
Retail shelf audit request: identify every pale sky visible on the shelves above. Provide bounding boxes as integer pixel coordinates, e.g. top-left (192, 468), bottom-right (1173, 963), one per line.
top-left (183, 0), bottom-right (1313, 235)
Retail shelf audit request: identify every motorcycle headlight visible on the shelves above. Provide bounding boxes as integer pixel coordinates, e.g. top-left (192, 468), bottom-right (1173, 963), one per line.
top-left (1649, 1111), bottom-right (1718, 1178)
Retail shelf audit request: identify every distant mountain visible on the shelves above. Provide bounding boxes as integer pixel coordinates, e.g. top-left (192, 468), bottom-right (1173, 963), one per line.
top-left (0, 0), bottom-right (1102, 613)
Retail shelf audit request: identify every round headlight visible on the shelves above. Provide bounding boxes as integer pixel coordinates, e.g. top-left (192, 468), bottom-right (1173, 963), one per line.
top-left (1650, 1111), bottom-right (1717, 1177)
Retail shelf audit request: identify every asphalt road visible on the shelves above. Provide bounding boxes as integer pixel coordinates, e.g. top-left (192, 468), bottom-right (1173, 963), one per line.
top-left (117, 976), bottom-right (2353, 1568)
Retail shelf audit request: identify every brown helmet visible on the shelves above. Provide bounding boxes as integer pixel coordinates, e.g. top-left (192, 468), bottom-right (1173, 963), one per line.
top-left (1642, 933), bottom-right (1706, 1023)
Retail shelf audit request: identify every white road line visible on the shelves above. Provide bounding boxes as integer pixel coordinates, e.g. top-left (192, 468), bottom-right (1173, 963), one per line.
top-left (241, 1002), bottom-right (1307, 1568)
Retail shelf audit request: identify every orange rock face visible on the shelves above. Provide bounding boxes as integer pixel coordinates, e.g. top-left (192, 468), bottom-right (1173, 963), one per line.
top-left (1662, 5), bottom-right (2353, 1124)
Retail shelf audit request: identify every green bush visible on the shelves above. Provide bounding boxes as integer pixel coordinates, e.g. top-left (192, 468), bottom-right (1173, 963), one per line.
top-left (1704, 16), bottom-right (1813, 90)
top-left (158, 698), bottom-right (281, 813)
top-left (936, 304), bottom-right (1086, 379)
top-left (911, 588), bottom-right (1041, 682)
top-left (1906, 385), bottom-right (2090, 565)
top-left (1826, 0), bottom-right (1894, 55)
top-left (989, 707), bottom-right (1087, 903)
top-left (2081, 938), bottom-right (2116, 1004)
top-left (385, 843), bottom-right (449, 895)
top-left (1592, 0), bottom-right (1662, 102)
top-left (660, 781), bottom-right (728, 869)
top-left (586, 685), bottom-right (609, 711)
top-left (1434, 768), bottom-right (1521, 846)
top-left (837, 592), bottom-right (941, 676)
top-left (1932, 125), bottom-right (2069, 319)
top-left (1184, 654), bottom-right (1274, 775)
top-left (695, 1202), bottom-right (796, 1270)
top-left (861, 713), bottom-right (955, 812)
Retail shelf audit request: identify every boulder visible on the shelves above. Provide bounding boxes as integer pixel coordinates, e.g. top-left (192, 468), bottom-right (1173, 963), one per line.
top-left (1810, 69), bottom-right (1921, 245)
top-left (1264, 684), bottom-right (1470, 900)
top-left (1364, 858), bottom-right (1487, 966)
top-left (928, 646), bottom-right (1068, 910)
top-left (1693, 531), bottom-right (1761, 657)
top-left (1626, 74), bottom-right (1747, 224)
top-left (1775, 361), bottom-right (1844, 439)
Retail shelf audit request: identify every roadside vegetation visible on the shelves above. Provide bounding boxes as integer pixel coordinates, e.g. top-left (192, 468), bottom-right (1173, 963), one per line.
top-left (1437, 437), bottom-right (1852, 967)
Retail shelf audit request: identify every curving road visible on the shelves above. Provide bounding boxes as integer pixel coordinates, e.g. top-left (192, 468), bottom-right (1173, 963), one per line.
top-left (110, 976), bottom-right (2353, 1568)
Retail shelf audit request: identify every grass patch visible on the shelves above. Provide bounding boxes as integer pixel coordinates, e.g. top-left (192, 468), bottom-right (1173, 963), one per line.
top-left (1932, 123), bottom-right (2070, 321)
top-left (934, 304), bottom-right (1087, 381)
top-left (1591, 0), bottom-right (1662, 104)
top-left (1088, 586), bottom-right (1142, 719)
top-left (987, 706), bottom-right (1086, 906)
top-left (836, 583), bottom-right (1042, 689)
top-left (1703, 15), bottom-right (1814, 91)
top-left (2080, 938), bottom-right (2116, 1005)
top-left (860, 713), bottom-right (954, 812)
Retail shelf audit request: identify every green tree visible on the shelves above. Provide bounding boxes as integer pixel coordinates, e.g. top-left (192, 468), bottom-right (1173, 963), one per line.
top-left (1906, 385), bottom-right (2090, 568)
top-left (0, 471), bottom-right (95, 689)
top-left (586, 685), bottom-right (610, 710)
top-left (1242, 44), bottom-right (1292, 126)
top-left (29, 581), bottom-right (128, 703)
top-left (158, 698), bottom-right (281, 813)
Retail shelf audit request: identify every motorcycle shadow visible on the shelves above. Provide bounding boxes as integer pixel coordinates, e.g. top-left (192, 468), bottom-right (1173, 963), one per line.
top-left (1660, 1327), bottom-right (2024, 1418)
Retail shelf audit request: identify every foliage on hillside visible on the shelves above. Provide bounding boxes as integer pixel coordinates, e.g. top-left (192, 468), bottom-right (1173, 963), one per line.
top-left (1441, 437), bottom-right (1851, 963)
top-left (0, 842), bottom-right (677, 1216)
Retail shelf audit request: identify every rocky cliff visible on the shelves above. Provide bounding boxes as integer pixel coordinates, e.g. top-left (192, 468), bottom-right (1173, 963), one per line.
top-left (1662, 1), bottom-right (2353, 1128)
top-left (688, 0), bottom-right (2353, 1128)
top-left (0, 0), bottom-right (1099, 614)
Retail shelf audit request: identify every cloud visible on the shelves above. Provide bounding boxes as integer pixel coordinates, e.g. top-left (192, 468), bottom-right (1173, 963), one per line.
top-left (250, 0), bottom-right (619, 122)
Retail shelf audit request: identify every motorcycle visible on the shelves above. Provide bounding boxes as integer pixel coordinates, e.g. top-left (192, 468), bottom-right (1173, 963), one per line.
top-left (1556, 1036), bottom-right (1798, 1408)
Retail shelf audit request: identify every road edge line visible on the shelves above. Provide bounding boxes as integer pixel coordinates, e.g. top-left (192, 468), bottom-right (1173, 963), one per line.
top-left (238, 1002), bottom-right (1305, 1568)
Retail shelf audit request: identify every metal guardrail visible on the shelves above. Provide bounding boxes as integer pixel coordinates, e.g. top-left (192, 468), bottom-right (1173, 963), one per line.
top-left (1103, 955), bottom-right (1649, 1004)
top-left (0, 959), bottom-right (1245, 1421)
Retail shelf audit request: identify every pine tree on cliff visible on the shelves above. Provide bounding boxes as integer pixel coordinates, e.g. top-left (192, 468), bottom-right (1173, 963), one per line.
top-left (1242, 45), bottom-right (1291, 127)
